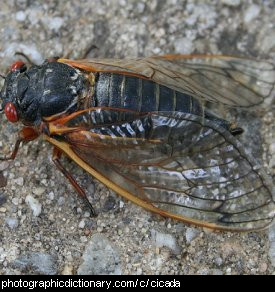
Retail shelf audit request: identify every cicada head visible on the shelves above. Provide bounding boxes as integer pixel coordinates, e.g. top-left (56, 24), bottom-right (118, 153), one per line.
top-left (0, 59), bottom-right (86, 126)
top-left (0, 61), bottom-right (27, 124)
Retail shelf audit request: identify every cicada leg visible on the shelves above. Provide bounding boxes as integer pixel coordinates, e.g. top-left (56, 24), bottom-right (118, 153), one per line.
top-left (0, 127), bottom-right (39, 160)
top-left (82, 44), bottom-right (98, 59)
top-left (14, 52), bottom-right (35, 66)
top-left (52, 147), bottom-right (97, 216)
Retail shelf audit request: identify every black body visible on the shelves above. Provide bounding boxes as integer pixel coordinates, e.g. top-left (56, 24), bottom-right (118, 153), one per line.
top-left (93, 72), bottom-right (233, 131)
top-left (0, 61), bottom-right (84, 125)
top-left (94, 73), bottom-right (203, 114)
top-left (0, 60), bottom-right (233, 132)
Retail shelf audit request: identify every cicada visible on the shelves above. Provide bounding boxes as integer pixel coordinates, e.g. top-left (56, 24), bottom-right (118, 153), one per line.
top-left (0, 54), bottom-right (274, 231)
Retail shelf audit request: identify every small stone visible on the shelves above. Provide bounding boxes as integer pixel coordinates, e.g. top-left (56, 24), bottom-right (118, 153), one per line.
top-left (152, 47), bottom-right (161, 54)
top-left (259, 262), bottom-right (267, 273)
top-left (97, 227), bottom-right (103, 233)
top-left (62, 264), bottom-right (74, 275)
top-left (243, 5), bottom-right (260, 23)
top-left (221, 0), bottom-right (240, 7)
top-left (141, 228), bottom-right (147, 234)
top-left (84, 229), bottom-right (91, 236)
top-left (25, 195), bottom-right (42, 217)
top-left (0, 161), bottom-right (9, 171)
top-left (269, 225), bottom-right (275, 242)
top-left (46, 17), bottom-right (64, 32)
top-left (5, 217), bottom-right (19, 229)
top-left (268, 242), bottom-right (275, 267)
top-left (15, 11), bottom-right (26, 22)
top-left (80, 236), bottom-right (88, 243)
top-left (119, 0), bottom-right (126, 6)
top-left (34, 233), bottom-right (41, 241)
top-left (149, 0), bottom-right (157, 11)
top-left (269, 225), bottom-right (275, 267)
top-left (12, 197), bottom-right (19, 206)
top-left (269, 157), bottom-right (275, 169)
top-left (13, 252), bottom-right (57, 275)
top-left (137, 3), bottom-right (145, 13)
top-left (47, 192), bottom-right (54, 200)
top-left (122, 216), bottom-right (131, 225)
top-left (151, 229), bottom-right (181, 254)
top-left (156, 28), bottom-right (165, 37)
top-left (215, 257), bottom-right (223, 266)
top-left (14, 177), bottom-right (24, 186)
top-left (57, 196), bottom-right (65, 206)
top-left (78, 220), bottom-right (85, 229)
top-left (0, 193), bottom-right (7, 206)
top-left (9, 173), bottom-right (15, 180)
top-left (41, 179), bottom-right (47, 186)
top-left (0, 207), bottom-right (7, 213)
top-left (32, 187), bottom-right (45, 196)
top-left (83, 211), bottom-right (90, 218)
top-left (226, 267), bottom-right (232, 274)
top-left (103, 196), bottom-right (116, 211)
top-left (185, 228), bottom-right (200, 243)
top-left (269, 143), bottom-right (275, 155)
top-left (174, 37), bottom-right (193, 54)
top-left (77, 233), bottom-right (121, 275)
top-left (87, 183), bottom-right (95, 195)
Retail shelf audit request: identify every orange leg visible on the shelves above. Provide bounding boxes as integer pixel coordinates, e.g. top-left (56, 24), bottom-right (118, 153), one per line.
top-left (52, 147), bottom-right (96, 216)
top-left (0, 127), bottom-right (39, 160)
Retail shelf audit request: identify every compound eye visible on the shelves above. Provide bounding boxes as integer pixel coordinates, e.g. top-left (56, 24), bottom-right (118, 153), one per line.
top-left (4, 102), bottom-right (18, 123)
top-left (11, 60), bottom-right (26, 72)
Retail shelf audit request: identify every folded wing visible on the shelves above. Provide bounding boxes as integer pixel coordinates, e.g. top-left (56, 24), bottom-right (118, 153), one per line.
top-left (59, 55), bottom-right (275, 107)
top-left (57, 109), bottom-right (275, 231)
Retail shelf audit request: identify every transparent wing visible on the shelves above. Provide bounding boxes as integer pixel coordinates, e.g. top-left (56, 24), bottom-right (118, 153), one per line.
top-left (59, 55), bottom-right (275, 107)
top-left (55, 109), bottom-right (275, 231)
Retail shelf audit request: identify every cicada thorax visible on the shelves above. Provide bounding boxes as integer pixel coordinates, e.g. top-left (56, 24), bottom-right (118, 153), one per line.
top-left (0, 60), bottom-right (90, 126)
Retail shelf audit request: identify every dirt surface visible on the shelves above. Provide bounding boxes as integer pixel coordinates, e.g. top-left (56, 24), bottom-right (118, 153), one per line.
top-left (0, 0), bottom-right (274, 275)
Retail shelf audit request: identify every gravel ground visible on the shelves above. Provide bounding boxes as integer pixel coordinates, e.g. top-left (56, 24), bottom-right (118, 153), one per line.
top-left (0, 0), bottom-right (274, 275)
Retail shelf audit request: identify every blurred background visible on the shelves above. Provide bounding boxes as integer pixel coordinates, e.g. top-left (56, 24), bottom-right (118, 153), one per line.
top-left (0, 0), bottom-right (274, 275)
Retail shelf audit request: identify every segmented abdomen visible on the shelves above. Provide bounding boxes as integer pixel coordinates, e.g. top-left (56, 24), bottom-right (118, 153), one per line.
top-left (93, 73), bottom-right (203, 116)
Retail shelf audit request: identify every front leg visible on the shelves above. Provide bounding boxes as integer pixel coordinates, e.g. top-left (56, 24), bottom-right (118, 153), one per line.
top-left (0, 127), bottom-right (39, 160)
top-left (52, 147), bottom-right (96, 216)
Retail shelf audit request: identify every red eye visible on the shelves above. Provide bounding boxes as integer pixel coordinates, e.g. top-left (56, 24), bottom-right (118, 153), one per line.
top-left (4, 102), bottom-right (18, 123)
top-left (11, 60), bottom-right (26, 72)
